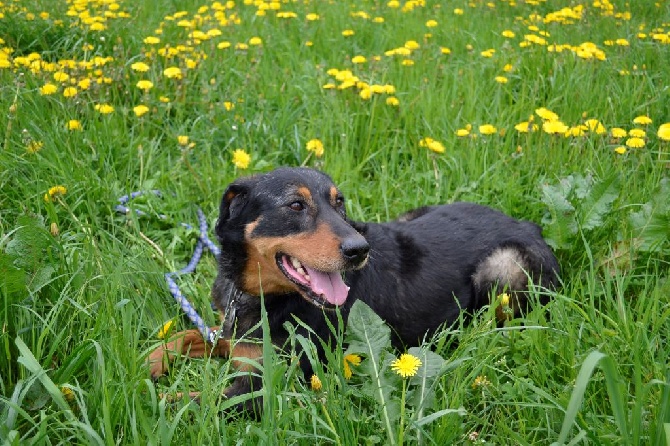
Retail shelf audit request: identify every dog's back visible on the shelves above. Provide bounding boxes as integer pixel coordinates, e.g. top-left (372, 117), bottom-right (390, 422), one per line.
top-left (346, 202), bottom-right (559, 346)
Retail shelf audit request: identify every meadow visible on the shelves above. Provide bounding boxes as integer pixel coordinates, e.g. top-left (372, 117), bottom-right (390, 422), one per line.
top-left (1, 0), bottom-right (669, 444)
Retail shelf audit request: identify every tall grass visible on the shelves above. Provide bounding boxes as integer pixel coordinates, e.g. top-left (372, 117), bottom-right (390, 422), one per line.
top-left (1, 0), bottom-right (669, 444)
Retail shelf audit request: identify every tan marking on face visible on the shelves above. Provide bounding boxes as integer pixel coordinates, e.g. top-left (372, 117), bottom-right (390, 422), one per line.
top-left (231, 342), bottom-right (263, 372)
top-left (241, 222), bottom-right (344, 296)
top-left (297, 186), bottom-right (313, 206)
top-left (244, 218), bottom-right (261, 238)
top-left (329, 186), bottom-right (339, 206)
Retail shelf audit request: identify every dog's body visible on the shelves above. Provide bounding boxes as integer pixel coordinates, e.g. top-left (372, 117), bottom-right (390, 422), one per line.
top-left (149, 167), bottom-right (559, 413)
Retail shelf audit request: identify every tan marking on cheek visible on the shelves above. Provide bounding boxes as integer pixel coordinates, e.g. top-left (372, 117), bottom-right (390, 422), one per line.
top-left (244, 218), bottom-right (261, 238)
top-left (231, 342), bottom-right (263, 372)
top-left (242, 239), bottom-right (296, 295)
top-left (241, 221), bottom-right (346, 295)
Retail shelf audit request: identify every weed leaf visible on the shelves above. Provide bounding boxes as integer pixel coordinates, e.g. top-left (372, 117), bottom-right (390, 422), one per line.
top-left (629, 178), bottom-right (670, 252)
top-left (579, 173), bottom-right (619, 231)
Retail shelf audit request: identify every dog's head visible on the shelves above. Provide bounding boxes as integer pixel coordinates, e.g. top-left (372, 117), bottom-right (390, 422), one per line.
top-left (215, 167), bottom-right (369, 309)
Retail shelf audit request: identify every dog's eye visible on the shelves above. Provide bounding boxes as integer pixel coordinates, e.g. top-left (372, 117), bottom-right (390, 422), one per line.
top-left (335, 196), bottom-right (345, 207)
top-left (288, 201), bottom-right (305, 211)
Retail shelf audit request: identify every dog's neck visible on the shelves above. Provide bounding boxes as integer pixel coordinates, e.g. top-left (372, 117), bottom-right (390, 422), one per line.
top-left (216, 276), bottom-right (255, 338)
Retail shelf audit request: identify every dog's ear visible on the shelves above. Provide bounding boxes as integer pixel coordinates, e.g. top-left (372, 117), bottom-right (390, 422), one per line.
top-left (216, 182), bottom-right (250, 229)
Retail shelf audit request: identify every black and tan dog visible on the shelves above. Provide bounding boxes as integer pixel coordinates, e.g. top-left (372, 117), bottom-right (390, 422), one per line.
top-left (148, 167), bottom-right (559, 413)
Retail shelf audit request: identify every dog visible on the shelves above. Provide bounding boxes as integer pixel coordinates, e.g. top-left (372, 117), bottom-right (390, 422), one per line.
top-left (148, 167), bottom-right (559, 414)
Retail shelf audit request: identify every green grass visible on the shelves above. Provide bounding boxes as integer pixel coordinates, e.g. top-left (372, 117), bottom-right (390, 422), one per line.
top-left (1, 0), bottom-right (670, 444)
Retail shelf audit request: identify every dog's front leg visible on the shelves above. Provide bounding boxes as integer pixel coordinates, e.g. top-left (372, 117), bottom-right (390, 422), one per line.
top-left (147, 328), bottom-right (230, 378)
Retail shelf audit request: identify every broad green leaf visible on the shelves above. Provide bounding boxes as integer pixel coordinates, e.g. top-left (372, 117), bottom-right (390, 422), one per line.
top-left (541, 182), bottom-right (577, 250)
top-left (579, 173), bottom-right (620, 231)
top-left (629, 178), bottom-right (670, 252)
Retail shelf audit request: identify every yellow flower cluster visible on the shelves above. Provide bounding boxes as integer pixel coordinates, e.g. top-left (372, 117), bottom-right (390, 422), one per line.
top-left (323, 68), bottom-right (399, 105)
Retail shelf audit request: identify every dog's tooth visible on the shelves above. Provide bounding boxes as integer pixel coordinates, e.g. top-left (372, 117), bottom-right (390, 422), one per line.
top-left (304, 274), bottom-right (310, 281)
top-left (291, 257), bottom-right (302, 269)
top-left (297, 266), bottom-right (306, 276)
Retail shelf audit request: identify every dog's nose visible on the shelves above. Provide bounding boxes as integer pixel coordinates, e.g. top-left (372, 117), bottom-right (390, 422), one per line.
top-left (340, 238), bottom-right (370, 265)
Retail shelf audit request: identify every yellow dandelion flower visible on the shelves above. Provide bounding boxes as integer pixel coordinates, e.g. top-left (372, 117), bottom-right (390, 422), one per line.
top-left (342, 29), bottom-right (355, 37)
top-left (232, 149), bottom-right (251, 169)
top-left (502, 30), bottom-right (515, 38)
top-left (584, 119), bottom-right (606, 134)
top-left (455, 128), bottom-right (470, 137)
top-left (131, 62), bottom-right (150, 72)
top-left (53, 71), bottom-right (69, 82)
top-left (386, 96), bottom-right (400, 107)
top-left (306, 13), bottom-right (320, 21)
top-left (472, 375), bottom-right (491, 389)
top-left (391, 353), bottom-right (422, 378)
top-left (514, 121), bottom-right (537, 133)
top-left (144, 36), bottom-right (160, 45)
top-left (343, 354), bottom-right (362, 379)
top-left (426, 19), bottom-right (438, 28)
top-left (479, 124), bottom-right (497, 135)
top-left (67, 120), bottom-right (82, 131)
top-left (454, 8), bottom-right (464, 15)
top-left (306, 139), bottom-right (325, 157)
top-left (63, 87), bottom-right (77, 98)
top-left (133, 105), bottom-right (150, 117)
top-left (163, 66), bottom-right (182, 79)
top-left (359, 88), bottom-right (372, 100)
top-left (159, 96), bottom-right (170, 103)
top-left (628, 128), bottom-right (646, 138)
top-left (26, 141), bottom-right (44, 154)
top-left (235, 43), bottom-right (249, 50)
top-left (40, 83), bottom-right (58, 95)
top-left (136, 80), bottom-right (153, 91)
top-left (401, 59), bottom-right (414, 66)
top-left (224, 101), bottom-right (235, 111)
top-left (177, 135), bottom-right (190, 146)
top-left (44, 185), bottom-right (67, 202)
top-left (351, 55), bottom-right (367, 64)
top-left (157, 320), bottom-right (174, 339)
top-left (218, 41), bottom-right (231, 49)
top-left (614, 146), bottom-right (627, 155)
top-left (626, 137), bottom-right (645, 148)
top-left (78, 78), bottom-right (91, 90)
top-left (610, 127), bottom-right (627, 138)
top-left (249, 37), bottom-right (262, 46)
top-left (494, 76), bottom-right (508, 84)
top-left (61, 386), bottom-right (75, 402)
top-left (542, 120), bottom-right (569, 135)
top-left (632, 115), bottom-right (652, 125)
top-left (440, 47), bottom-right (452, 55)
top-left (95, 103), bottom-right (115, 114)
top-left (419, 137), bottom-right (446, 153)
top-left (658, 123), bottom-right (670, 141)
top-left (535, 107), bottom-right (559, 121)
top-left (566, 126), bottom-right (586, 137)
top-left (310, 374), bottom-right (322, 391)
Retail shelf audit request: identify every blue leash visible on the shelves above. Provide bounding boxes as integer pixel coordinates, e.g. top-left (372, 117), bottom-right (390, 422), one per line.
top-left (117, 191), bottom-right (220, 343)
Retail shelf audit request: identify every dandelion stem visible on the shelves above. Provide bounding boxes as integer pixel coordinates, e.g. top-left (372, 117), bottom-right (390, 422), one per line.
top-left (397, 379), bottom-right (407, 446)
top-left (320, 402), bottom-right (342, 446)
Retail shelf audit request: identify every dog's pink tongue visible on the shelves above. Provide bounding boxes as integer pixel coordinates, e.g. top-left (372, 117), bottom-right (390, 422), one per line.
top-left (304, 266), bottom-right (349, 306)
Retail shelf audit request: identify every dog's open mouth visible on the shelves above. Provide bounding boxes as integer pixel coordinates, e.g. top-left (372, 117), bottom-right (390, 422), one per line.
top-left (276, 254), bottom-right (350, 308)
